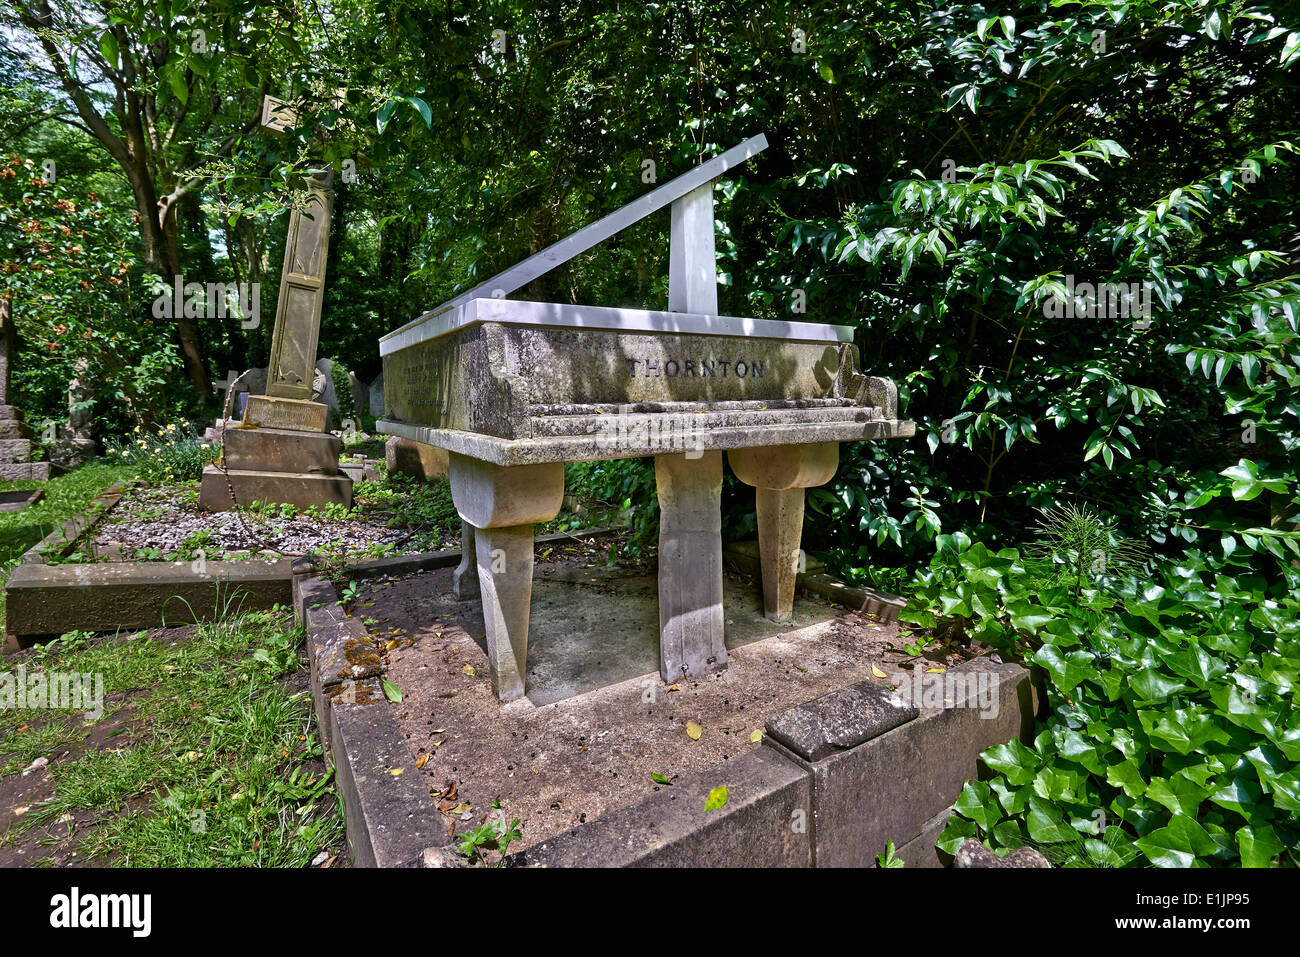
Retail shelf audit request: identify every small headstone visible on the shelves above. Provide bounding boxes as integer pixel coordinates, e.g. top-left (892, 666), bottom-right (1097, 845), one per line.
top-left (348, 371), bottom-right (369, 418)
top-left (368, 373), bottom-right (384, 417)
top-left (313, 358), bottom-right (339, 410)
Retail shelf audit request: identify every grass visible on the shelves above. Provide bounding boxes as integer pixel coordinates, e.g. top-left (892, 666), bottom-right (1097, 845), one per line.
top-left (0, 604), bottom-right (344, 867)
top-left (0, 461), bottom-right (133, 630)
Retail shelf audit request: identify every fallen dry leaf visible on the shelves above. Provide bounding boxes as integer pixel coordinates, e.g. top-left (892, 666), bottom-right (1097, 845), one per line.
top-left (686, 721), bottom-right (703, 741)
top-left (750, 729), bottom-right (764, 744)
top-left (416, 754), bottom-right (429, 769)
top-left (462, 665), bottom-right (476, 676)
top-left (871, 664), bottom-right (888, 679)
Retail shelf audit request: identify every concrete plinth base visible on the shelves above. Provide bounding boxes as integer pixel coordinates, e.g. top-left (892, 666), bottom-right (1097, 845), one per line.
top-left (655, 450), bottom-right (727, 681)
top-left (241, 395), bottom-right (328, 432)
top-left (199, 465), bottom-right (353, 511)
top-left (0, 462), bottom-right (50, 481)
top-left (386, 435), bottom-right (449, 480)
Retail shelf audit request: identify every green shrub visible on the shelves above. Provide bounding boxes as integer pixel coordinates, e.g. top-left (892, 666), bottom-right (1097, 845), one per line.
top-left (104, 424), bottom-right (214, 484)
top-left (565, 458), bottom-right (657, 555)
top-left (905, 520), bottom-right (1300, 868)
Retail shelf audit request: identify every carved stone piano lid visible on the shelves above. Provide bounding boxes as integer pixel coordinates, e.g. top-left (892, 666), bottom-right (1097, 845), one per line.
top-left (381, 134), bottom-right (775, 347)
top-left (379, 299), bottom-right (854, 357)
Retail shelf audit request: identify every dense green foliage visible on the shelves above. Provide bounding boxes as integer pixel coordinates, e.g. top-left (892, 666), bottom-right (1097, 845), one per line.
top-left (2, 0), bottom-right (1297, 865)
top-left (905, 517), bottom-right (1298, 867)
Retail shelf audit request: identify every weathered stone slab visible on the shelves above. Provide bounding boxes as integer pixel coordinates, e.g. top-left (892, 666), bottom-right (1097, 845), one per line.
top-left (5, 558), bottom-right (293, 644)
top-left (0, 462), bottom-right (50, 481)
top-left (0, 489), bottom-right (43, 512)
top-left (221, 427), bottom-right (341, 474)
top-left (379, 415), bottom-right (914, 467)
top-left (385, 435), bottom-right (449, 480)
top-left (329, 679), bottom-right (451, 867)
top-left (383, 316), bottom-right (864, 438)
top-left (198, 465), bottom-right (352, 511)
top-left (893, 807), bottom-right (955, 868)
top-left (0, 439), bottom-right (32, 463)
top-left (517, 747), bottom-right (811, 867)
top-left (766, 680), bottom-right (918, 762)
top-left (241, 395), bottom-right (328, 432)
top-left (763, 658), bottom-right (1042, 867)
top-left (0, 419), bottom-right (32, 440)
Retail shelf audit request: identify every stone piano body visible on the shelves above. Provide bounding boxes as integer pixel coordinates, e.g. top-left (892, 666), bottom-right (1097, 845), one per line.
top-left (377, 134), bottom-right (914, 703)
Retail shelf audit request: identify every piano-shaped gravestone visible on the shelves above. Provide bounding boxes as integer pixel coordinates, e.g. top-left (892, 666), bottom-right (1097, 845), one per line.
top-left (378, 135), bottom-right (914, 703)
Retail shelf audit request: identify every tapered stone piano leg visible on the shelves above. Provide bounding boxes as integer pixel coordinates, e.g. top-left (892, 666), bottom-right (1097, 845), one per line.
top-left (453, 519), bottom-right (479, 600)
top-left (472, 524), bottom-right (535, 702)
top-left (728, 443), bottom-right (840, 624)
top-left (448, 454), bottom-right (564, 703)
top-left (655, 450), bottom-right (727, 681)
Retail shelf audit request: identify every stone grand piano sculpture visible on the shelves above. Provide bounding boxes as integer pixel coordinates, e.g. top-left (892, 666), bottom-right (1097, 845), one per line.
top-left (377, 135), bottom-right (914, 703)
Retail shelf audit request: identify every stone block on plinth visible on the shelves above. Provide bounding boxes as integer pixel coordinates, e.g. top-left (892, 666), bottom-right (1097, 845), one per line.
top-left (221, 427), bottom-right (342, 474)
top-left (241, 395), bottom-right (329, 433)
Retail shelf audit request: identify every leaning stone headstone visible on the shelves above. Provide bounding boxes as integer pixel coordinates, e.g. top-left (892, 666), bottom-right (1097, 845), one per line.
top-left (368, 372), bottom-right (384, 417)
top-left (197, 98), bottom-right (351, 512)
top-left (347, 371), bottom-right (369, 418)
top-left (385, 435), bottom-right (449, 480)
top-left (313, 358), bottom-right (339, 411)
top-left (0, 295), bottom-right (50, 481)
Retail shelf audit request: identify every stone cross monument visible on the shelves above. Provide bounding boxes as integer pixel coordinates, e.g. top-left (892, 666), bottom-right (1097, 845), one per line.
top-left (198, 96), bottom-right (351, 511)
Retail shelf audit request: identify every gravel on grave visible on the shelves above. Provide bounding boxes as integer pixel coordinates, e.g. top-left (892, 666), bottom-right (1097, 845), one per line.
top-left (91, 485), bottom-right (449, 560)
top-left (361, 543), bottom-right (973, 855)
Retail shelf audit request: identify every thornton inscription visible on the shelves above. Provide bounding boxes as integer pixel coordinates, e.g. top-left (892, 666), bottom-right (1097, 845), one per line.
top-left (625, 358), bottom-right (765, 378)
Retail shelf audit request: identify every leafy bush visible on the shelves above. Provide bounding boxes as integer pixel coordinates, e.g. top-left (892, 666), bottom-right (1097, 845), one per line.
top-left (905, 524), bottom-right (1299, 867)
top-left (564, 458), bottom-right (658, 555)
top-left (328, 357), bottom-right (356, 420)
top-left (104, 424), bottom-right (214, 484)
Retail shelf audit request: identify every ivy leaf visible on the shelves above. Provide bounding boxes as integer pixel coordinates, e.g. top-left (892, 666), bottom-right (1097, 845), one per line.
top-left (1135, 814), bottom-right (1217, 867)
top-left (1236, 824), bottom-right (1283, 867)
top-left (954, 780), bottom-right (1001, 832)
top-left (982, 739), bottom-right (1039, 786)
